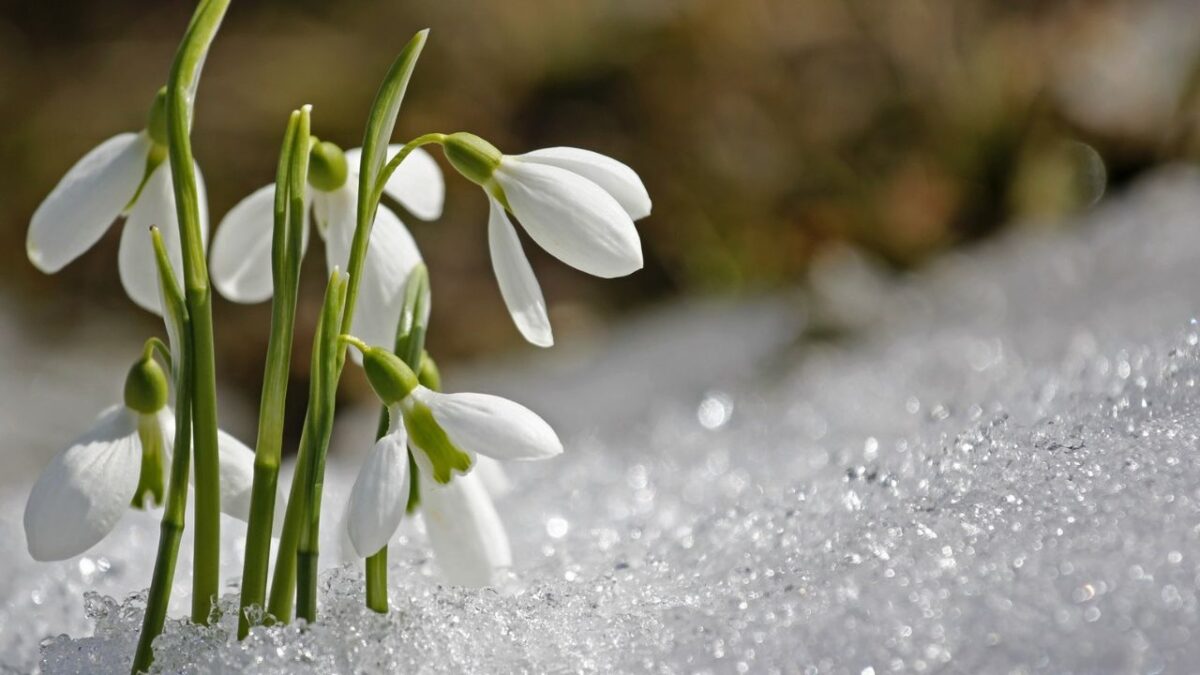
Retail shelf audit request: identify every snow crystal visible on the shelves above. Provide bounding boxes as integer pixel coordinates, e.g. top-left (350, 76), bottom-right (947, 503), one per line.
top-left (8, 167), bottom-right (1200, 672)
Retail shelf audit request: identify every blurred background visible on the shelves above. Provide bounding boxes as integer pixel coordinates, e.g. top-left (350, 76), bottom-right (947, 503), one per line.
top-left (2, 0), bottom-right (1200, 458)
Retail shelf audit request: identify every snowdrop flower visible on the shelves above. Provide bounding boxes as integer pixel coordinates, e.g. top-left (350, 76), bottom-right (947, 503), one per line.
top-left (210, 140), bottom-right (443, 355)
top-left (23, 354), bottom-right (263, 561)
top-left (441, 132), bottom-right (651, 347)
top-left (342, 342), bottom-right (561, 572)
top-left (26, 89), bottom-right (209, 314)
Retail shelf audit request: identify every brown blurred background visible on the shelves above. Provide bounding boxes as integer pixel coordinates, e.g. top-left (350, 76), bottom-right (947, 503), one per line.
top-left (2, 0), bottom-right (1200, 438)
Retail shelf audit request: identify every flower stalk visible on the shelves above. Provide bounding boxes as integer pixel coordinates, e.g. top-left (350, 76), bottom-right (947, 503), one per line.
top-left (295, 269), bottom-right (347, 622)
top-left (365, 265), bottom-right (431, 613)
top-left (131, 228), bottom-right (192, 675)
top-left (163, 0), bottom-right (229, 625)
top-left (237, 106), bottom-right (310, 638)
top-left (269, 29), bottom-right (429, 623)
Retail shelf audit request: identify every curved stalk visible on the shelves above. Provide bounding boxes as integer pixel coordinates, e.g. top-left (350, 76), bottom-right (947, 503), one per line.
top-left (269, 30), bottom-right (430, 623)
top-left (163, 0), bottom-right (229, 625)
top-left (364, 265), bottom-right (430, 612)
top-left (131, 230), bottom-right (193, 674)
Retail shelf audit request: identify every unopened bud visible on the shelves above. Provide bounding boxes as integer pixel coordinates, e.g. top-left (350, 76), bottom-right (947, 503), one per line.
top-left (361, 344), bottom-right (419, 406)
top-left (124, 356), bottom-right (169, 414)
top-left (442, 132), bottom-right (502, 187)
top-left (309, 139), bottom-right (349, 192)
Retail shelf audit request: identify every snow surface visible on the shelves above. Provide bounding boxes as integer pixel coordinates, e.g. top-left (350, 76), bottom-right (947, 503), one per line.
top-left (7, 167), bottom-right (1200, 672)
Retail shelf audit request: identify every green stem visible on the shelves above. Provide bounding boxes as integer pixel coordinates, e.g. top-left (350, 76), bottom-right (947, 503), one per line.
top-left (163, 0), bottom-right (229, 626)
top-left (130, 366), bottom-right (191, 674)
top-left (341, 134), bottom-right (439, 358)
top-left (363, 265), bottom-right (430, 613)
top-left (364, 547), bottom-right (388, 612)
top-left (294, 272), bottom-right (346, 622)
top-left (370, 133), bottom-right (445, 208)
top-left (238, 107), bottom-right (310, 639)
top-left (131, 230), bottom-right (192, 674)
top-left (266, 425), bottom-right (309, 621)
top-left (270, 31), bottom-right (429, 623)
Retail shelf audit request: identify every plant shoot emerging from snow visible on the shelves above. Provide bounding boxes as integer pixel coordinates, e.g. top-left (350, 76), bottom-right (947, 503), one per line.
top-left (20, 3), bottom-right (649, 672)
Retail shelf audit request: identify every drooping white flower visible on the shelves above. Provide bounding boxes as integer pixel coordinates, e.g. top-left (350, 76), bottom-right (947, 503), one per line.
top-left (26, 95), bottom-right (210, 314)
top-left (342, 345), bottom-right (560, 577)
top-left (22, 404), bottom-right (264, 561)
top-left (210, 142), bottom-right (443, 356)
top-left (23, 351), bottom-right (271, 561)
top-left (344, 385), bottom-right (560, 558)
top-left (443, 133), bottom-right (651, 347)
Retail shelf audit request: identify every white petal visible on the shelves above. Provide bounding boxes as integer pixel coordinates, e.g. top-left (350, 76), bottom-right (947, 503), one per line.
top-left (421, 471), bottom-right (511, 587)
top-left (312, 182), bottom-right (354, 242)
top-left (347, 420), bottom-right (411, 557)
top-left (23, 406), bottom-right (141, 561)
top-left (28, 132), bottom-right (152, 274)
top-left (413, 386), bottom-right (563, 461)
top-left (495, 160), bottom-right (642, 278)
top-left (473, 456), bottom-right (513, 498)
top-left (210, 185), bottom-right (277, 303)
top-left (156, 407), bottom-right (177, 464)
top-left (487, 197), bottom-right (553, 347)
top-left (323, 186), bottom-right (424, 363)
top-left (518, 147), bottom-right (651, 220)
top-left (119, 161), bottom-right (210, 314)
top-left (346, 145), bottom-right (444, 221)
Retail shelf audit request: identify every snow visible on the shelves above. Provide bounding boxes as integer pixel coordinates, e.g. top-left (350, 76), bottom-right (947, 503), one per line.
top-left (7, 166), bottom-right (1200, 672)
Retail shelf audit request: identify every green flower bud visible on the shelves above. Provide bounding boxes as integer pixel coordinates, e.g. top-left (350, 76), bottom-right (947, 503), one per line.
top-left (308, 139), bottom-right (349, 192)
top-left (147, 86), bottom-right (169, 147)
top-left (361, 345), bottom-right (419, 406)
top-left (124, 356), bottom-right (169, 414)
top-left (442, 132), bottom-right (502, 187)
top-left (418, 352), bottom-right (441, 390)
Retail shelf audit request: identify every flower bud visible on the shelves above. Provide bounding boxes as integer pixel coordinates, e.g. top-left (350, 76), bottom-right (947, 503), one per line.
top-left (124, 356), bottom-right (169, 414)
top-left (443, 132), bottom-right (502, 187)
top-left (418, 352), bottom-right (441, 390)
top-left (361, 345), bottom-right (419, 406)
top-left (146, 87), bottom-right (169, 147)
top-left (309, 139), bottom-right (349, 192)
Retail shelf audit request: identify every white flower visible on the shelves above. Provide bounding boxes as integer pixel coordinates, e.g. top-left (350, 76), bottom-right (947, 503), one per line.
top-left (26, 131), bottom-right (209, 314)
top-left (344, 385), bottom-right (560, 565)
top-left (443, 134), bottom-right (652, 347)
top-left (421, 470), bottom-right (511, 587)
top-left (210, 144), bottom-right (443, 357)
top-left (470, 143), bottom-right (650, 348)
top-left (23, 404), bottom-right (266, 561)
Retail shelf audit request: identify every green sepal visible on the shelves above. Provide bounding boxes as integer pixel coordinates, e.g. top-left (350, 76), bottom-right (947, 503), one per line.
top-left (132, 413), bottom-right (167, 509)
top-left (404, 401), bottom-right (472, 484)
top-left (442, 132), bottom-right (501, 187)
top-left (308, 139), bottom-right (349, 192)
top-left (125, 355), bottom-right (169, 414)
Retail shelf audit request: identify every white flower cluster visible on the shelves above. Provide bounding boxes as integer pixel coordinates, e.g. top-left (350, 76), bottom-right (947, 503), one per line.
top-left (25, 102), bottom-right (649, 587)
